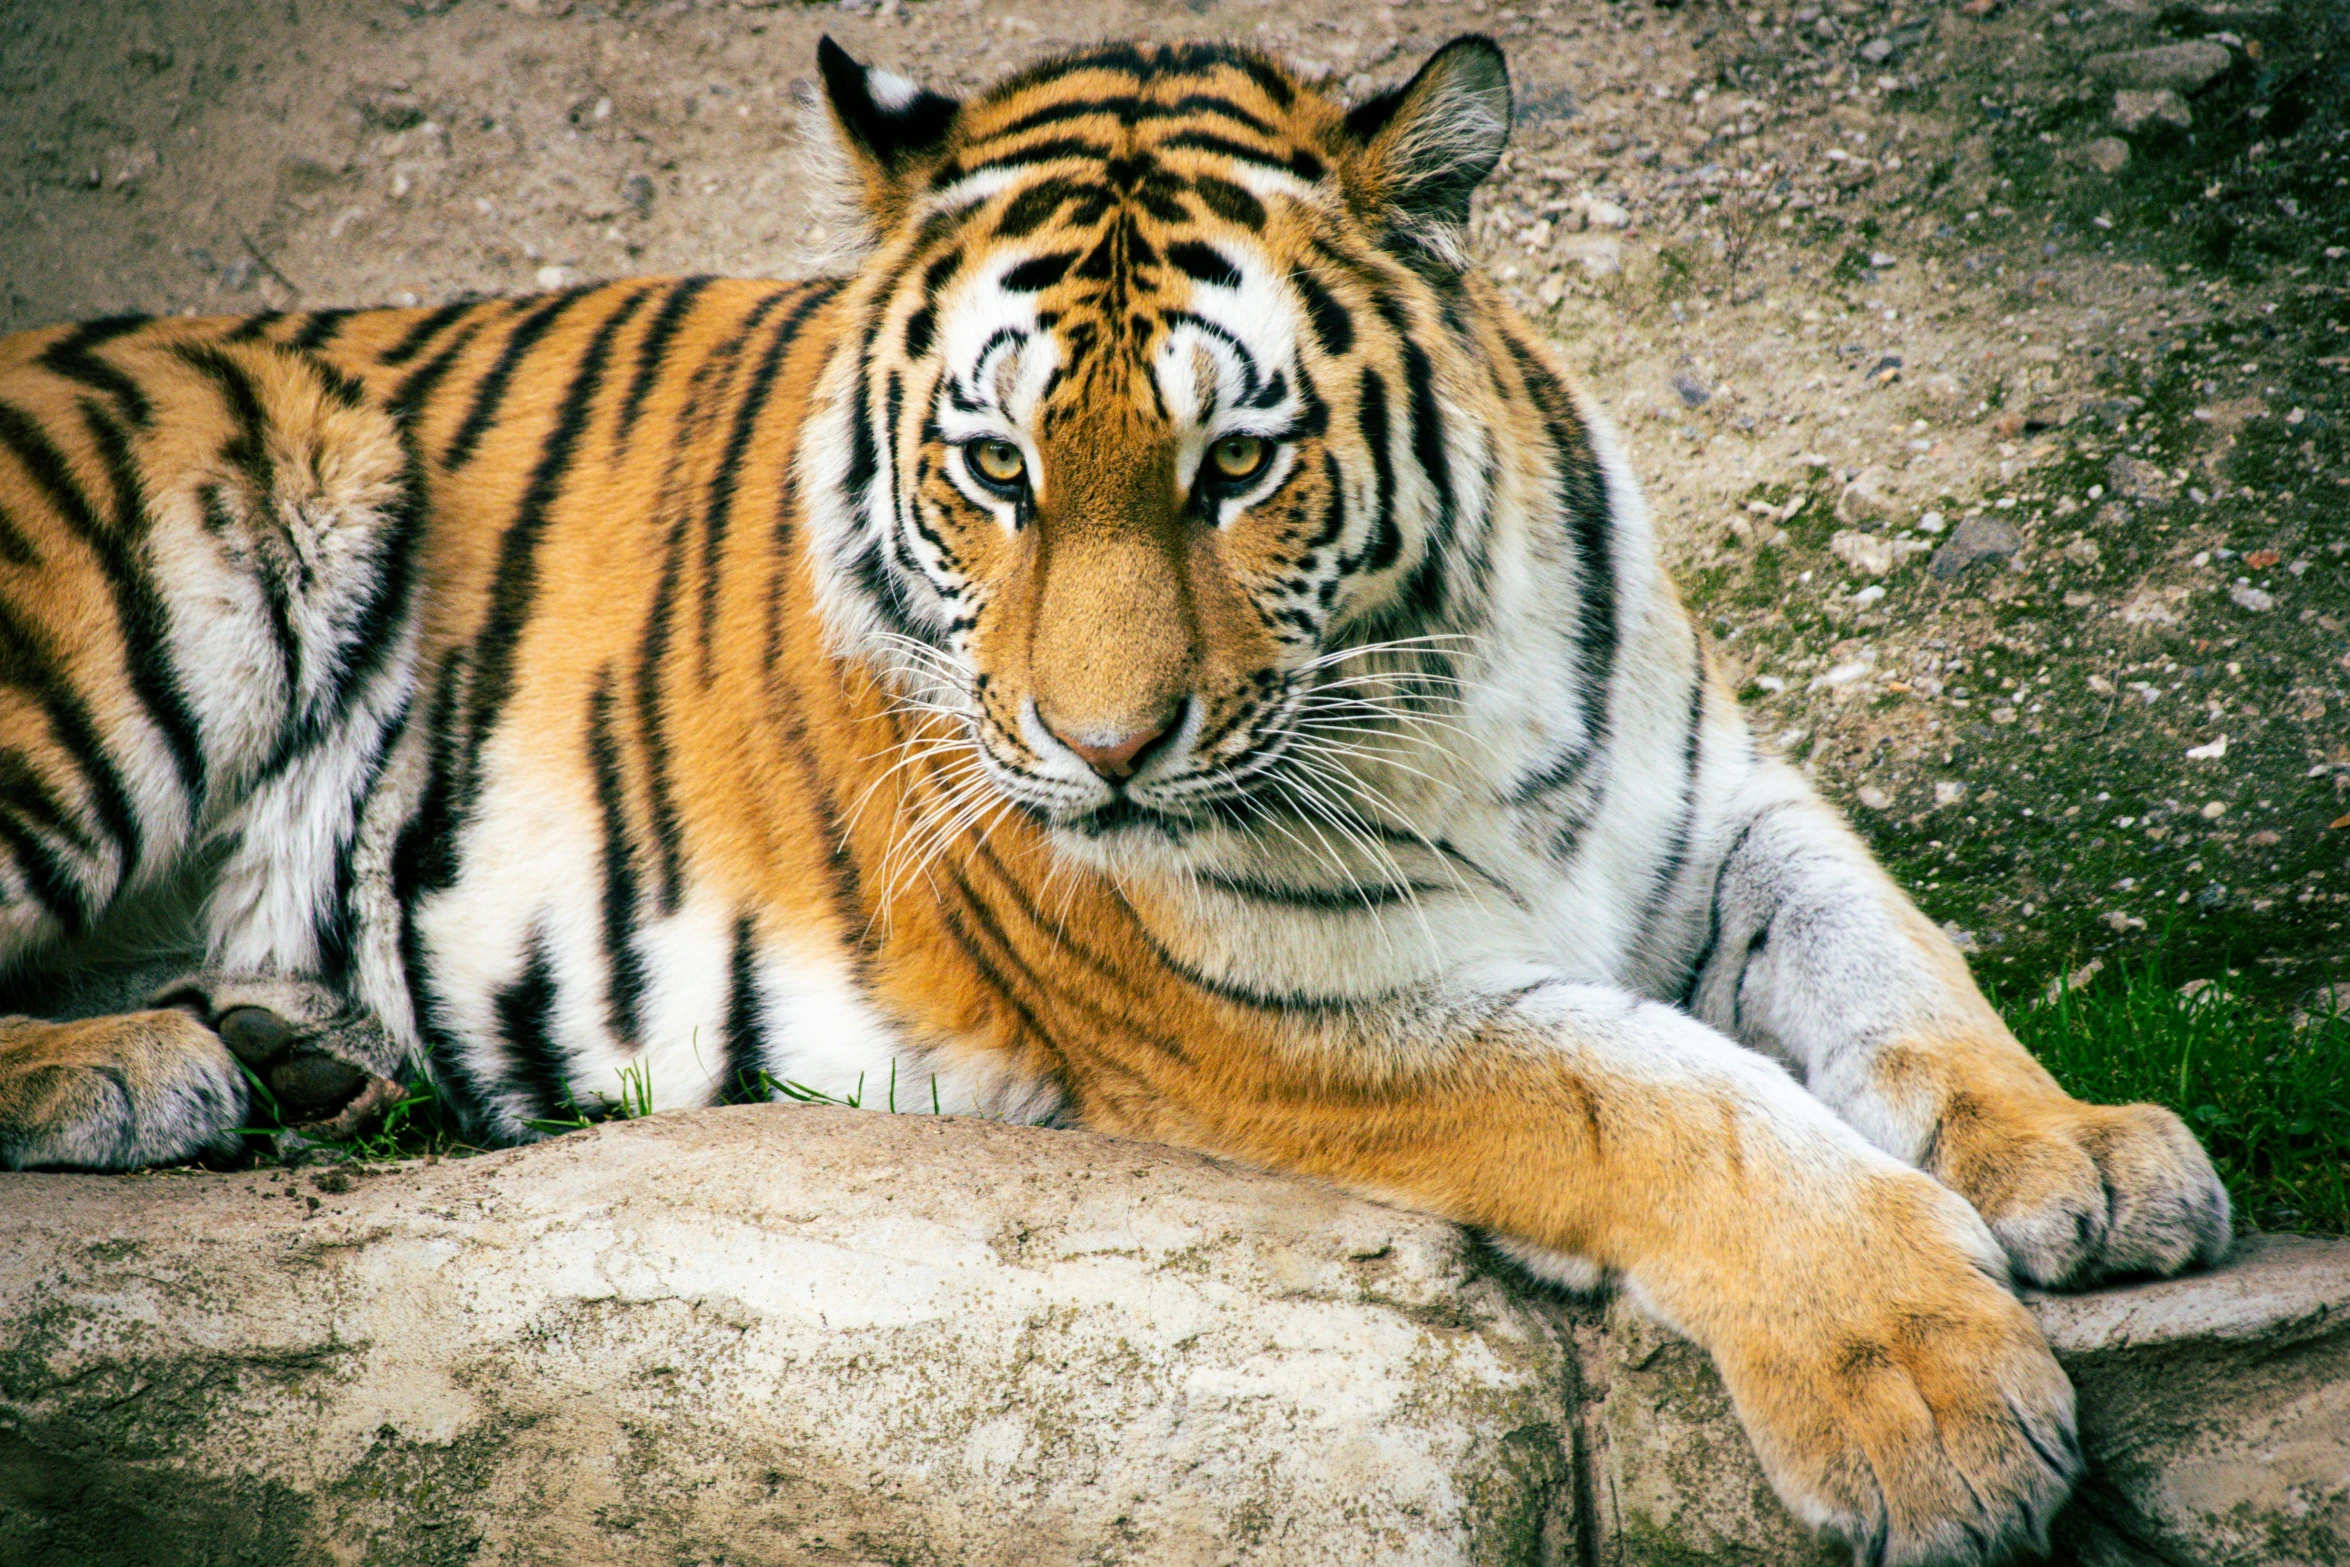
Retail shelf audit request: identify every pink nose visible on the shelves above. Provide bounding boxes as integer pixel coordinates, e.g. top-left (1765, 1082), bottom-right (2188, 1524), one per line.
top-left (1046, 714), bottom-right (1173, 781)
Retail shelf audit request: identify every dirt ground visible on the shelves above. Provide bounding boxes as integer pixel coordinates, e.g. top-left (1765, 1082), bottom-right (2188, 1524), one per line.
top-left (1, 0), bottom-right (2344, 1006)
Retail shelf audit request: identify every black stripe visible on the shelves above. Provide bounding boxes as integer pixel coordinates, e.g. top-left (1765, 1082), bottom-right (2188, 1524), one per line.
top-left (396, 661), bottom-right (491, 1124)
top-left (720, 912), bottom-right (768, 1104)
top-left (1386, 337), bottom-right (1458, 622)
top-left (452, 289), bottom-right (654, 824)
top-left (843, 358), bottom-right (878, 507)
top-left (1194, 173), bottom-right (1267, 230)
top-left (1167, 241), bottom-right (1241, 289)
top-left (1355, 370), bottom-right (1400, 572)
top-left (0, 502), bottom-right (42, 568)
top-left (0, 806), bottom-right (85, 932)
top-left (638, 520), bottom-right (691, 917)
top-left (1161, 129), bottom-right (1320, 179)
top-left (388, 314), bottom-right (492, 418)
top-left (293, 407), bottom-right (430, 775)
top-left (75, 401), bottom-right (209, 805)
top-left (958, 137), bottom-right (1110, 174)
top-left (1221, 53), bottom-right (1295, 110)
top-left (0, 401), bottom-right (200, 816)
top-left (1002, 252), bottom-right (1078, 292)
top-left (1135, 918), bottom-right (1392, 1016)
top-left (1399, 341), bottom-right (1454, 528)
top-left (981, 92), bottom-right (1278, 144)
top-left (317, 700), bottom-right (410, 987)
top-left (393, 659), bottom-right (466, 903)
top-left (224, 312), bottom-right (283, 345)
top-left (494, 927), bottom-right (575, 1118)
top-left (169, 343), bottom-right (274, 494)
top-left (616, 276), bottom-right (716, 450)
top-left (0, 594), bottom-right (142, 877)
top-left (36, 317), bottom-right (153, 428)
top-left (200, 483), bottom-right (303, 706)
top-left (697, 285), bottom-right (830, 682)
top-left (442, 288), bottom-right (590, 470)
top-left (305, 355), bottom-right (368, 409)
top-left (903, 305), bottom-right (935, 359)
top-left (1632, 652), bottom-right (1709, 958)
top-left (944, 853), bottom-right (1189, 1064)
top-left (0, 747), bottom-right (92, 858)
top-left (1505, 339), bottom-right (1617, 808)
top-left (995, 179), bottom-right (1075, 240)
top-left (1675, 802), bottom-right (1797, 1016)
top-left (586, 667), bottom-right (649, 1049)
top-left (378, 300), bottom-right (478, 367)
top-left (1195, 868), bottom-right (1441, 911)
top-left (288, 308), bottom-right (353, 352)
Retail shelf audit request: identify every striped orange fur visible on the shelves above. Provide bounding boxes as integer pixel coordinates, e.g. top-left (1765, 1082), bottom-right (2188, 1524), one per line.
top-left (0, 36), bottom-right (2229, 1566)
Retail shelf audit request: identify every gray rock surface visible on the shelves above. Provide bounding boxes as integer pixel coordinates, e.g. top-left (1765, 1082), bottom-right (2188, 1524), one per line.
top-left (1, 1109), bottom-right (2344, 1566)
top-left (1929, 515), bottom-right (2024, 579)
top-left (2086, 41), bottom-right (2235, 94)
top-left (2114, 88), bottom-right (2196, 133)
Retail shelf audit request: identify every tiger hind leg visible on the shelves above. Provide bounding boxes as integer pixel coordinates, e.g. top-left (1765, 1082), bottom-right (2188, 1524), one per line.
top-left (0, 973), bottom-right (405, 1169)
top-left (0, 1009), bottom-right (245, 1170)
top-left (0, 319), bottom-right (423, 1166)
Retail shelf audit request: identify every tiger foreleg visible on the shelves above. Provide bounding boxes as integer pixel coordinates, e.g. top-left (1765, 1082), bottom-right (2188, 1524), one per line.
top-left (1687, 765), bottom-right (2231, 1288)
top-left (1148, 981), bottom-right (2077, 1567)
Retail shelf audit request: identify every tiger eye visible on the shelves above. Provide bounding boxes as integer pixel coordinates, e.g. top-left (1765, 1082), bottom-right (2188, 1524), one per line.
top-left (1209, 434), bottom-right (1268, 481)
top-left (970, 439), bottom-right (1026, 485)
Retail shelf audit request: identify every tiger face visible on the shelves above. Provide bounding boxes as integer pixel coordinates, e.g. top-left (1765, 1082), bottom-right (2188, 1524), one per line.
top-left (803, 37), bottom-right (1515, 846)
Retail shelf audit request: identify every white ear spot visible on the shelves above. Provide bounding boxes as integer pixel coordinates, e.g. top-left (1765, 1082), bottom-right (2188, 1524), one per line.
top-left (867, 67), bottom-right (922, 113)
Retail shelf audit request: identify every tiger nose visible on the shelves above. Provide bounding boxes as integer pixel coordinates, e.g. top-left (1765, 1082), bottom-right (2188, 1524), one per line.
top-left (1044, 709), bottom-right (1176, 781)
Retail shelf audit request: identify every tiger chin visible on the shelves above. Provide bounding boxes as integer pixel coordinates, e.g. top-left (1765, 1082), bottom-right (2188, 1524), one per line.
top-left (0, 33), bottom-right (2227, 1566)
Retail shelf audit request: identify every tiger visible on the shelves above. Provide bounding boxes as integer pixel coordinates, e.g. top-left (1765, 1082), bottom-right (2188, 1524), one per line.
top-left (0, 32), bottom-right (2229, 1565)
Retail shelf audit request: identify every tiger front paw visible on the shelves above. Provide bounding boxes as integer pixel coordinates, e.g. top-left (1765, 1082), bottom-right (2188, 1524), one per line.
top-left (1702, 1173), bottom-right (2080, 1567)
top-left (0, 1011), bottom-right (248, 1170)
top-left (1930, 1089), bottom-right (2232, 1288)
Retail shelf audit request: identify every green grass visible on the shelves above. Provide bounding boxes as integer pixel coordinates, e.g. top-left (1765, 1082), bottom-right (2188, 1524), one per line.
top-left (242, 962), bottom-right (2349, 1239)
top-left (2007, 960), bottom-right (2350, 1238)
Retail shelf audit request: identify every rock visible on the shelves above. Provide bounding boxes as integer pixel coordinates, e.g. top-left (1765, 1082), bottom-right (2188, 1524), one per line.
top-left (1576, 193), bottom-right (1630, 229)
top-left (0, 1111), bottom-right (2342, 1566)
top-left (2065, 537), bottom-right (2103, 565)
top-left (621, 172), bottom-right (655, 218)
top-left (1835, 466), bottom-right (1899, 525)
top-left (1557, 232), bottom-right (1622, 275)
top-left (1928, 516), bottom-right (2021, 580)
top-left (1672, 370), bottom-right (1711, 408)
top-left (2029, 1235), bottom-right (2350, 1566)
top-left (0, 1111), bottom-right (1583, 1566)
top-left (2113, 88), bottom-right (2194, 132)
top-left (104, 143), bottom-right (157, 190)
top-left (1832, 529), bottom-right (1898, 577)
top-left (278, 153), bottom-right (348, 194)
top-left (353, 83), bottom-right (427, 132)
top-left (2079, 135), bottom-right (2131, 174)
top-left (1858, 37), bottom-right (1897, 65)
top-left (2109, 454), bottom-right (2173, 502)
top-left (2085, 41), bottom-right (2233, 94)
top-left (2229, 582), bottom-right (2276, 611)
top-left (1856, 784), bottom-right (1893, 809)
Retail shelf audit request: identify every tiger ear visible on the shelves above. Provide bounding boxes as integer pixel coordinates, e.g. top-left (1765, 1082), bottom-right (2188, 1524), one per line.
top-left (1339, 35), bottom-right (1511, 260)
top-left (807, 36), bottom-right (961, 229)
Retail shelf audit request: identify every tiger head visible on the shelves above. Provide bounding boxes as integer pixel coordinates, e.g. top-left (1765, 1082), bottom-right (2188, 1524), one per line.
top-left (801, 36), bottom-right (1538, 853)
